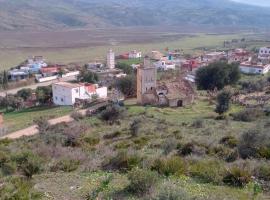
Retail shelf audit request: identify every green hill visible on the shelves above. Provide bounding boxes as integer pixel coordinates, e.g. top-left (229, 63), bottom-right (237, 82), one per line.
top-left (1, 0), bottom-right (270, 30)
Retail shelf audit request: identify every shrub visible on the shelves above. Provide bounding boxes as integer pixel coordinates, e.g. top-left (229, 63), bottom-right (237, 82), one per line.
top-left (70, 111), bottom-right (84, 121)
top-left (100, 104), bottom-right (124, 123)
top-left (103, 151), bottom-right (141, 172)
top-left (238, 129), bottom-right (269, 159)
top-left (215, 89), bottom-right (232, 115)
top-left (192, 119), bottom-right (204, 128)
top-left (0, 177), bottom-right (42, 199)
top-left (115, 75), bottom-right (136, 98)
top-left (189, 159), bottom-right (225, 184)
top-left (129, 119), bottom-right (142, 137)
top-left (257, 163), bottom-right (270, 181)
top-left (51, 158), bottom-right (80, 172)
top-left (223, 166), bottom-right (252, 187)
top-left (162, 138), bottom-right (177, 155)
top-left (153, 181), bottom-right (191, 200)
top-left (180, 142), bottom-right (206, 156)
top-left (83, 135), bottom-right (100, 146)
top-left (12, 151), bottom-right (43, 178)
top-left (232, 108), bottom-right (264, 122)
top-left (103, 131), bottom-right (122, 139)
top-left (219, 136), bottom-right (238, 148)
top-left (127, 168), bottom-right (158, 195)
top-left (152, 156), bottom-right (186, 177)
top-left (34, 117), bottom-right (50, 134)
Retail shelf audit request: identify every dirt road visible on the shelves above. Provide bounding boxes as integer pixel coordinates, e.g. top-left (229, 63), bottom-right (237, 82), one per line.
top-left (1, 102), bottom-right (107, 140)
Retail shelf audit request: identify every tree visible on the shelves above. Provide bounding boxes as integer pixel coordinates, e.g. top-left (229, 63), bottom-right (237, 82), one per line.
top-left (2, 70), bottom-right (9, 90)
top-left (129, 119), bottom-right (141, 137)
top-left (5, 95), bottom-right (24, 111)
top-left (116, 63), bottom-right (134, 75)
top-left (196, 62), bottom-right (240, 90)
top-left (78, 70), bottom-right (99, 83)
top-left (36, 86), bottom-right (52, 105)
top-left (115, 75), bottom-right (136, 97)
top-left (17, 88), bottom-right (32, 101)
top-left (215, 89), bottom-right (232, 115)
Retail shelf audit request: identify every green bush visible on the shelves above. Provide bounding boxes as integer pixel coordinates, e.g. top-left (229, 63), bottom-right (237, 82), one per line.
top-left (257, 164), bottom-right (270, 181)
top-left (192, 119), bottom-right (204, 128)
top-left (152, 156), bottom-right (186, 177)
top-left (103, 131), bottom-right (122, 139)
top-left (103, 151), bottom-right (141, 172)
top-left (12, 151), bottom-right (43, 178)
top-left (223, 166), bottom-right (252, 187)
top-left (153, 181), bottom-right (191, 200)
top-left (238, 129), bottom-right (270, 159)
top-left (189, 159), bottom-right (225, 184)
top-left (180, 142), bottom-right (206, 156)
top-left (162, 138), bottom-right (178, 155)
top-left (219, 136), bottom-right (238, 148)
top-left (232, 108), bottom-right (264, 122)
top-left (51, 158), bottom-right (80, 172)
top-left (127, 168), bottom-right (158, 195)
top-left (258, 147), bottom-right (270, 159)
top-left (83, 135), bottom-right (100, 146)
top-left (0, 177), bottom-right (41, 199)
top-left (100, 104), bottom-right (124, 123)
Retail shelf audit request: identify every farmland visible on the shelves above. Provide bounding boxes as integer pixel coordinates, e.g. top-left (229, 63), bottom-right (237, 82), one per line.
top-left (0, 26), bottom-right (268, 69)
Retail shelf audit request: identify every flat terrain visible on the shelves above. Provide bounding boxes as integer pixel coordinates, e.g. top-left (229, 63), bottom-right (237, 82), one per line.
top-left (0, 27), bottom-right (266, 69)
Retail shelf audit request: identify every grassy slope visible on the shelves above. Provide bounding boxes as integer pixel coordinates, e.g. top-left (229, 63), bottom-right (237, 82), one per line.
top-left (3, 106), bottom-right (72, 133)
top-left (29, 98), bottom-right (270, 199)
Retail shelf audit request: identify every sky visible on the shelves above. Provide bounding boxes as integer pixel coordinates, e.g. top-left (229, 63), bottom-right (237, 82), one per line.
top-left (231, 0), bottom-right (270, 7)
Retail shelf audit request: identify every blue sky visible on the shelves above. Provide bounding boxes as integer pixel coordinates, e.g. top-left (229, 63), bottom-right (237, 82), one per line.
top-left (231, 0), bottom-right (270, 7)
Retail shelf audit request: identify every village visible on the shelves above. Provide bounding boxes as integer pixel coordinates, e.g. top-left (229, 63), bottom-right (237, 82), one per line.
top-left (0, 43), bottom-right (269, 137)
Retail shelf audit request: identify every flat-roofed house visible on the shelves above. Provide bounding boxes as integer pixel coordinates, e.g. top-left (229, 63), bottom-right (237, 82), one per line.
top-left (52, 82), bottom-right (107, 106)
top-left (239, 62), bottom-right (270, 75)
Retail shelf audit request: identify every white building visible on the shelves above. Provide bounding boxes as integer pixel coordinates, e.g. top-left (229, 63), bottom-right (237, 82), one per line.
top-left (258, 47), bottom-right (270, 60)
top-left (203, 51), bottom-right (226, 63)
top-left (129, 50), bottom-right (142, 59)
top-left (107, 49), bottom-right (115, 69)
top-left (154, 57), bottom-right (176, 71)
top-left (239, 62), bottom-right (270, 75)
top-left (52, 82), bottom-right (107, 106)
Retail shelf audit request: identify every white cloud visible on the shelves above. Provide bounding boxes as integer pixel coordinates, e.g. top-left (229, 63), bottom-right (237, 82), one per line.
top-left (231, 0), bottom-right (270, 7)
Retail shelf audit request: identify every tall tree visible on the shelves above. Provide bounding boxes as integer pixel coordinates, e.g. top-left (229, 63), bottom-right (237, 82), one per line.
top-left (215, 89), bottom-right (232, 115)
top-left (2, 70), bottom-right (8, 90)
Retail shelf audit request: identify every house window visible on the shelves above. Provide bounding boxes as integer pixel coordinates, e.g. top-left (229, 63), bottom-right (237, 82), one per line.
top-left (75, 89), bottom-right (79, 93)
top-left (55, 96), bottom-right (58, 100)
top-left (61, 98), bottom-right (64, 102)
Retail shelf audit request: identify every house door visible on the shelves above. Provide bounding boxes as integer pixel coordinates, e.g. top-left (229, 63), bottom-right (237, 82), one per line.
top-left (177, 100), bottom-right (183, 107)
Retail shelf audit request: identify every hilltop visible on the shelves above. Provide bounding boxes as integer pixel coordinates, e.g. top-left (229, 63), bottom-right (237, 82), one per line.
top-left (1, 0), bottom-right (270, 31)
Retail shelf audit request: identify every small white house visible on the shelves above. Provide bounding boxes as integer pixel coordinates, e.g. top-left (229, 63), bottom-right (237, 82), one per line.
top-left (258, 47), bottom-right (270, 60)
top-left (239, 62), bottom-right (270, 75)
top-left (129, 50), bottom-right (142, 59)
top-left (154, 57), bottom-right (176, 71)
top-left (52, 82), bottom-right (107, 106)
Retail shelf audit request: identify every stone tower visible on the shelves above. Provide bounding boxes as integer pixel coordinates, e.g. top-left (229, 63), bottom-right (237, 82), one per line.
top-left (137, 56), bottom-right (157, 104)
top-left (107, 49), bottom-right (115, 69)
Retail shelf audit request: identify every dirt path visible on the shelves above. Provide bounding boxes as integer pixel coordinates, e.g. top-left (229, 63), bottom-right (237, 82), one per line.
top-left (1, 102), bottom-right (107, 140)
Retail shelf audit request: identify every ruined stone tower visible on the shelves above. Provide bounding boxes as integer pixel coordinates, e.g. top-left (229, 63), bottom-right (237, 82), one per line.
top-left (137, 56), bottom-right (157, 104)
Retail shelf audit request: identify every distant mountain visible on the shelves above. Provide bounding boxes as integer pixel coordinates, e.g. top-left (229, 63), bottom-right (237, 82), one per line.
top-left (1, 0), bottom-right (270, 31)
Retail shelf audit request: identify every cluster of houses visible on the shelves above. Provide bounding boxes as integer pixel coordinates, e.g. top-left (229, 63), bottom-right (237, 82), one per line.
top-left (8, 56), bottom-right (80, 83)
top-left (6, 45), bottom-right (270, 108)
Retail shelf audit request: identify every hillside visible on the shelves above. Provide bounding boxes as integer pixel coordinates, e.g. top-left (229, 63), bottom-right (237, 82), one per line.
top-left (1, 0), bottom-right (270, 31)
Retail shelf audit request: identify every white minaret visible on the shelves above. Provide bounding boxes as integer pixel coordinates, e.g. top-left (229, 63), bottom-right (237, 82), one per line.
top-left (107, 49), bottom-right (115, 69)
